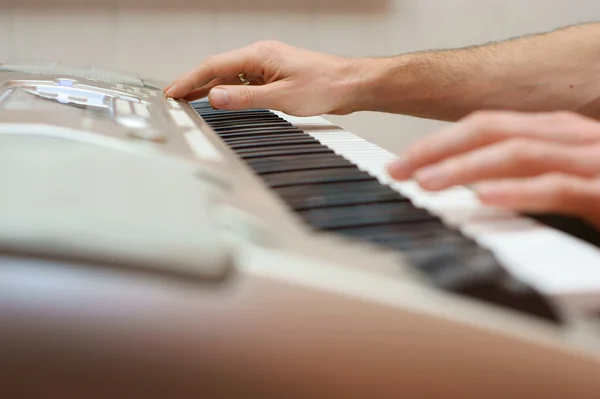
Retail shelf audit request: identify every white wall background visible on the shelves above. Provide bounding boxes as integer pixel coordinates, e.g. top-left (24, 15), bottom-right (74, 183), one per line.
top-left (1, 0), bottom-right (599, 152)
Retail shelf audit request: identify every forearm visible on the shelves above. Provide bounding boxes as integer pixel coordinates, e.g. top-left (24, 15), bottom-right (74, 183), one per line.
top-left (353, 23), bottom-right (600, 121)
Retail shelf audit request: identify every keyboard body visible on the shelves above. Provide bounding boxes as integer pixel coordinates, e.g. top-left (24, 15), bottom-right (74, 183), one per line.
top-left (1, 64), bottom-right (600, 398)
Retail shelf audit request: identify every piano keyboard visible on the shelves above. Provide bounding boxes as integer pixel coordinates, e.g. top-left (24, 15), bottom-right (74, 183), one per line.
top-left (271, 112), bottom-right (600, 294)
top-left (190, 100), bottom-right (600, 324)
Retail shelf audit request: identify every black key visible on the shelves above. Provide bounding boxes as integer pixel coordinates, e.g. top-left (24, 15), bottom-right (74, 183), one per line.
top-left (227, 138), bottom-right (319, 150)
top-left (246, 153), bottom-right (348, 166)
top-left (223, 133), bottom-right (312, 144)
top-left (331, 224), bottom-right (472, 255)
top-left (300, 202), bottom-right (436, 230)
top-left (215, 126), bottom-right (293, 134)
top-left (218, 131), bottom-right (305, 141)
top-left (404, 244), bottom-right (561, 323)
top-left (204, 113), bottom-right (283, 120)
top-left (262, 168), bottom-right (375, 188)
top-left (278, 185), bottom-right (407, 210)
top-left (205, 110), bottom-right (281, 117)
top-left (207, 117), bottom-right (288, 126)
top-left (217, 127), bottom-right (302, 137)
top-left (275, 180), bottom-right (399, 198)
top-left (360, 227), bottom-right (469, 251)
top-left (239, 147), bottom-right (333, 159)
top-left (333, 221), bottom-right (450, 242)
top-left (199, 112), bottom-right (286, 123)
top-left (213, 122), bottom-right (291, 132)
top-left (197, 110), bottom-right (273, 118)
top-left (249, 157), bottom-right (353, 175)
top-left (235, 143), bottom-right (327, 155)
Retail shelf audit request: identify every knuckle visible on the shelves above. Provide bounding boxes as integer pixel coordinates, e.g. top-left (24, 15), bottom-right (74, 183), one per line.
top-left (238, 86), bottom-right (256, 106)
top-left (544, 173), bottom-right (575, 206)
top-left (550, 110), bottom-right (589, 124)
top-left (459, 111), bottom-right (499, 144)
top-left (501, 138), bottom-right (539, 164)
top-left (255, 40), bottom-right (282, 53)
top-left (203, 55), bottom-right (216, 66)
top-left (577, 145), bottom-right (600, 171)
top-left (540, 111), bottom-right (600, 142)
top-left (202, 55), bottom-right (218, 73)
top-left (543, 110), bottom-right (584, 127)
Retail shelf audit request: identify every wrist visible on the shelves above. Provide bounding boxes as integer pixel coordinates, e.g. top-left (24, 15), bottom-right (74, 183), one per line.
top-left (342, 51), bottom-right (492, 121)
top-left (338, 57), bottom-right (393, 113)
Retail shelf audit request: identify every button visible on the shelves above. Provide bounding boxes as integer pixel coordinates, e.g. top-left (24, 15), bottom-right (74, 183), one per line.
top-left (168, 98), bottom-right (181, 109)
top-left (170, 109), bottom-right (196, 128)
top-left (132, 102), bottom-right (151, 118)
top-left (119, 95), bottom-right (138, 102)
top-left (114, 98), bottom-right (132, 115)
top-left (57, 78), bottom-right (76, 87)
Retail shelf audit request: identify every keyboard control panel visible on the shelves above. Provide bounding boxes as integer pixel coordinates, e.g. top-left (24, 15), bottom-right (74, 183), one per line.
top-left (0, 70), bottom-right (223, 165)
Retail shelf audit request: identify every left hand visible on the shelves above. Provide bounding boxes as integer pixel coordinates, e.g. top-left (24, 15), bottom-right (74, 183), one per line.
top-left (387, 110), bottom-right (600, 228)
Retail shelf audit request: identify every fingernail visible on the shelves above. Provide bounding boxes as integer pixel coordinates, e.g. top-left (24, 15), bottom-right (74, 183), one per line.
top-left (387, 159), bottom-right (411, 179)
top-left (210, 88), bottom-right (230, 107)
top-left (165, 84), bottom-right (177, 97)
top-left (415, 166), bottom-right (447, 189)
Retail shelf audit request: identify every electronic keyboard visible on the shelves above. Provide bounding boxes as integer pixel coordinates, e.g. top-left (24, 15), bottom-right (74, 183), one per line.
top-left (1, 62), bottom-right (600, 398)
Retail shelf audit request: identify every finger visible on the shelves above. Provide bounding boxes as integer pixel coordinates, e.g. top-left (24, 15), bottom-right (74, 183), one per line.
top-left (388, 111), bottom-right (600, 180)
top-left (163, 82), bottom-right (175, 94)
top-left (475, 173), bottom-right (600, 227)
top-left (181, 77), bottom-right (245, 102)
top-left (165, 45), bottom-right (267, 99)
top-left (207, 81), bottom-right (289, 111)
top-left (413, 139), bottom-right (600, 191)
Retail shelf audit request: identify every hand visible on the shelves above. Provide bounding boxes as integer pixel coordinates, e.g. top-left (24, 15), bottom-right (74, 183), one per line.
top-left (387, 111), bottom-right (600, 228)
top-left (164, 41), bottom-right (376, 116)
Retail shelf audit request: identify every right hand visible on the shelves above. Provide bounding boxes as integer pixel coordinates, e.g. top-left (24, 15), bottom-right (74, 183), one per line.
top-left (164, 41), bottom-right (376, 116)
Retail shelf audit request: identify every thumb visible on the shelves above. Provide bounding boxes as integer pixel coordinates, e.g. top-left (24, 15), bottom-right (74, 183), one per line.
top-left (208, 82), bottom-right (285, 111)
